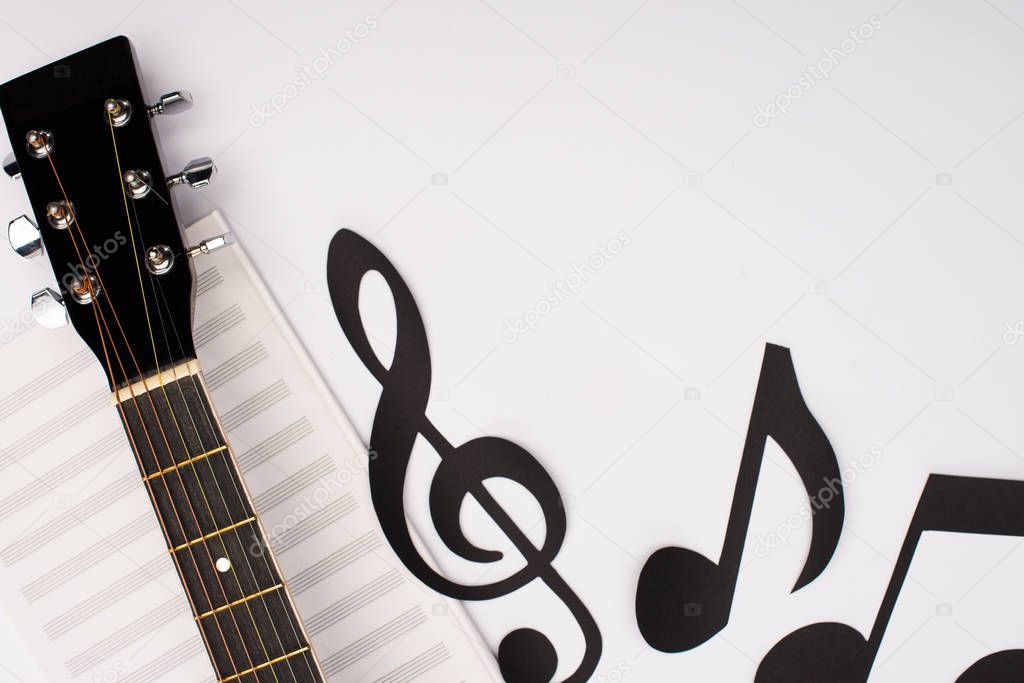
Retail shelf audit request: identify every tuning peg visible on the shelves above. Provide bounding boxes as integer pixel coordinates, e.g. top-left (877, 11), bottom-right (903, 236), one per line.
top-left (8, 215), bottom-right (42, 258)
top-left (166, 157), bottom-right (215, 189)
top-left (3, 153), bottom-right (19, 180)
top-left (147, 90), bottom-right (193, 117)
top-left (31, 287), bottom-right (68, 329)
top-left (186, 233), bottom-right (232, 258)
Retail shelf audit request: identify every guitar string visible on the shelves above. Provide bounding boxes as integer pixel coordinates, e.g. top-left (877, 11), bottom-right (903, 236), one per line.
top-left (47, 214), bottom-right (233, 675)
top-left (130, 128), bottom-right (319, 679)
top-left (121, 100), bottom-right (317, 680)
top-left (40, 150), bottom-right (245, 680)
top-left (137, 193), bottom-right (321, 682)
top-left (137, 203), bottom-right (317, 683)
top-left (125, 189), bottom-right (307, 682)
top-left (43, 146), bottom-right (251, 680)
top-left (103, 112), bottom-right (281, 680)
top-left (94, 293), bottom-right (259, 679)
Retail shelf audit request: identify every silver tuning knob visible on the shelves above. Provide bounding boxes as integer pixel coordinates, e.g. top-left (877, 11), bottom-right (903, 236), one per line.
top-left (147, 90), bottom-right (193, 117)
top-left (186, 233), bottom-right (232, 258)
top-left (31, 288), bottom-right (68, 329)
top-left (166, 157), bottom-right (215, 189)
top-left (3, 153), bottom-right (19, 180)
top-left (8, 215), bottom-right (42, 258)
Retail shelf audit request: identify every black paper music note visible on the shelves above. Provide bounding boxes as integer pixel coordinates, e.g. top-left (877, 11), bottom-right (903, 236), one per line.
top-left (755, 474), bottom-right (1024, 683)
top-left (326, 229), bottom-right (601, 683)
top-left (636, 344), bottom-right (845, 652)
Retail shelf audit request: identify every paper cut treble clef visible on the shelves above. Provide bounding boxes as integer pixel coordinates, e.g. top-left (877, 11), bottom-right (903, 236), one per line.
top-left (326, 229), bottom-right (601, 683)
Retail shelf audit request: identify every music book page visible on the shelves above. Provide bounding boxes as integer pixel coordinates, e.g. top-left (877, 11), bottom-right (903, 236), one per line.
top-left (0, 210), bottom-right (500, 682)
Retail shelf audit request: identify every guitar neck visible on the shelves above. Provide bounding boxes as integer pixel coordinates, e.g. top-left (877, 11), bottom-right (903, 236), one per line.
top-left (115, 361), bottom-right (324, 682)
top-left (0, 36), bottom-right (326, 683)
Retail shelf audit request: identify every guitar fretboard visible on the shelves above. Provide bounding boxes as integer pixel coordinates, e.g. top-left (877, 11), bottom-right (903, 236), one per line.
top-left (118, 368), bottom-right (322, 683)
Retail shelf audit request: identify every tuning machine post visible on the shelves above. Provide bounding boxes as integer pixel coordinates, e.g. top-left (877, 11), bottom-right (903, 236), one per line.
top-left (104, 98), bottom-right (132, 127)
top-left (123, 170), bottom-right (153, 199)
top-left (25, 130), bottom-right (54, 158)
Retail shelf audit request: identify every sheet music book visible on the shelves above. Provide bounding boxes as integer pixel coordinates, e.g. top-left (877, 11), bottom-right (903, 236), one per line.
top-left (0, 211), bottom-right (501, 682)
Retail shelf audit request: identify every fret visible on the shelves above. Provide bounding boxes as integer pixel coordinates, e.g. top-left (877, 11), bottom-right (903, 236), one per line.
top-left (197, 584), bottom-right (285, 621)
top-left (145, 444), bottom-right (228, 481)
top-left (221, 647), bottom-right (312, 683)
top-left (113, 368), bottom-right (323, 683)
top-left (171, 516), bottom-right (258, 552)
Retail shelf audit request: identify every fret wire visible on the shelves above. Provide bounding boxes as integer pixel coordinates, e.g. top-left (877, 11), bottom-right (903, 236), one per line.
top-left (221, 647), bottom-right (311, 683)
top-left (171, 516), bottom-right (257, 553)
top-left (42, 152), bottom-right (247, 681)
top-left (196, 584), bottom-right (284, 620)
top-left (145, 444), bottom-right (227, 481)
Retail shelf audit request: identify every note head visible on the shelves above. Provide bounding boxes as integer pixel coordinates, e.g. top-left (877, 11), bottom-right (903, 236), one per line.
top-left (755, 622), bottom-right (870, 683)
top-left (636, 546), bottom-right (730, 652)
top-left (956, 649), bottom-right (1024, 683)
top-left (498, 627), bottom-right (558, 683)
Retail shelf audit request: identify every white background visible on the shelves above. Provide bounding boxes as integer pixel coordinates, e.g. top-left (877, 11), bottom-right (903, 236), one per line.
top-left (2, 1), bottom-right (1024, 680)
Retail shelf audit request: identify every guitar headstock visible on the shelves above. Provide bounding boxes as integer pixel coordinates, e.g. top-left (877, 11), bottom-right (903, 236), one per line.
top-left (0, 36), bottom-right (220, 389)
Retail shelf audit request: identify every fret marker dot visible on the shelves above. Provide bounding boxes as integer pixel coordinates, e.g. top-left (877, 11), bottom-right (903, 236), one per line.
top-left (215, 557), bottom-right (231, 573)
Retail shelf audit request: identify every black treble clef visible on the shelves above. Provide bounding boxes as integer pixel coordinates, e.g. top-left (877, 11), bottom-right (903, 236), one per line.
top-left (326, 229), bottom-right (602, 683)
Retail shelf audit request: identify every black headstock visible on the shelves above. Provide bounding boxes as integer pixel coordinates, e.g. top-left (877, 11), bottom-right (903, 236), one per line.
top-left (0, 37), bottom-right (210, 390)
